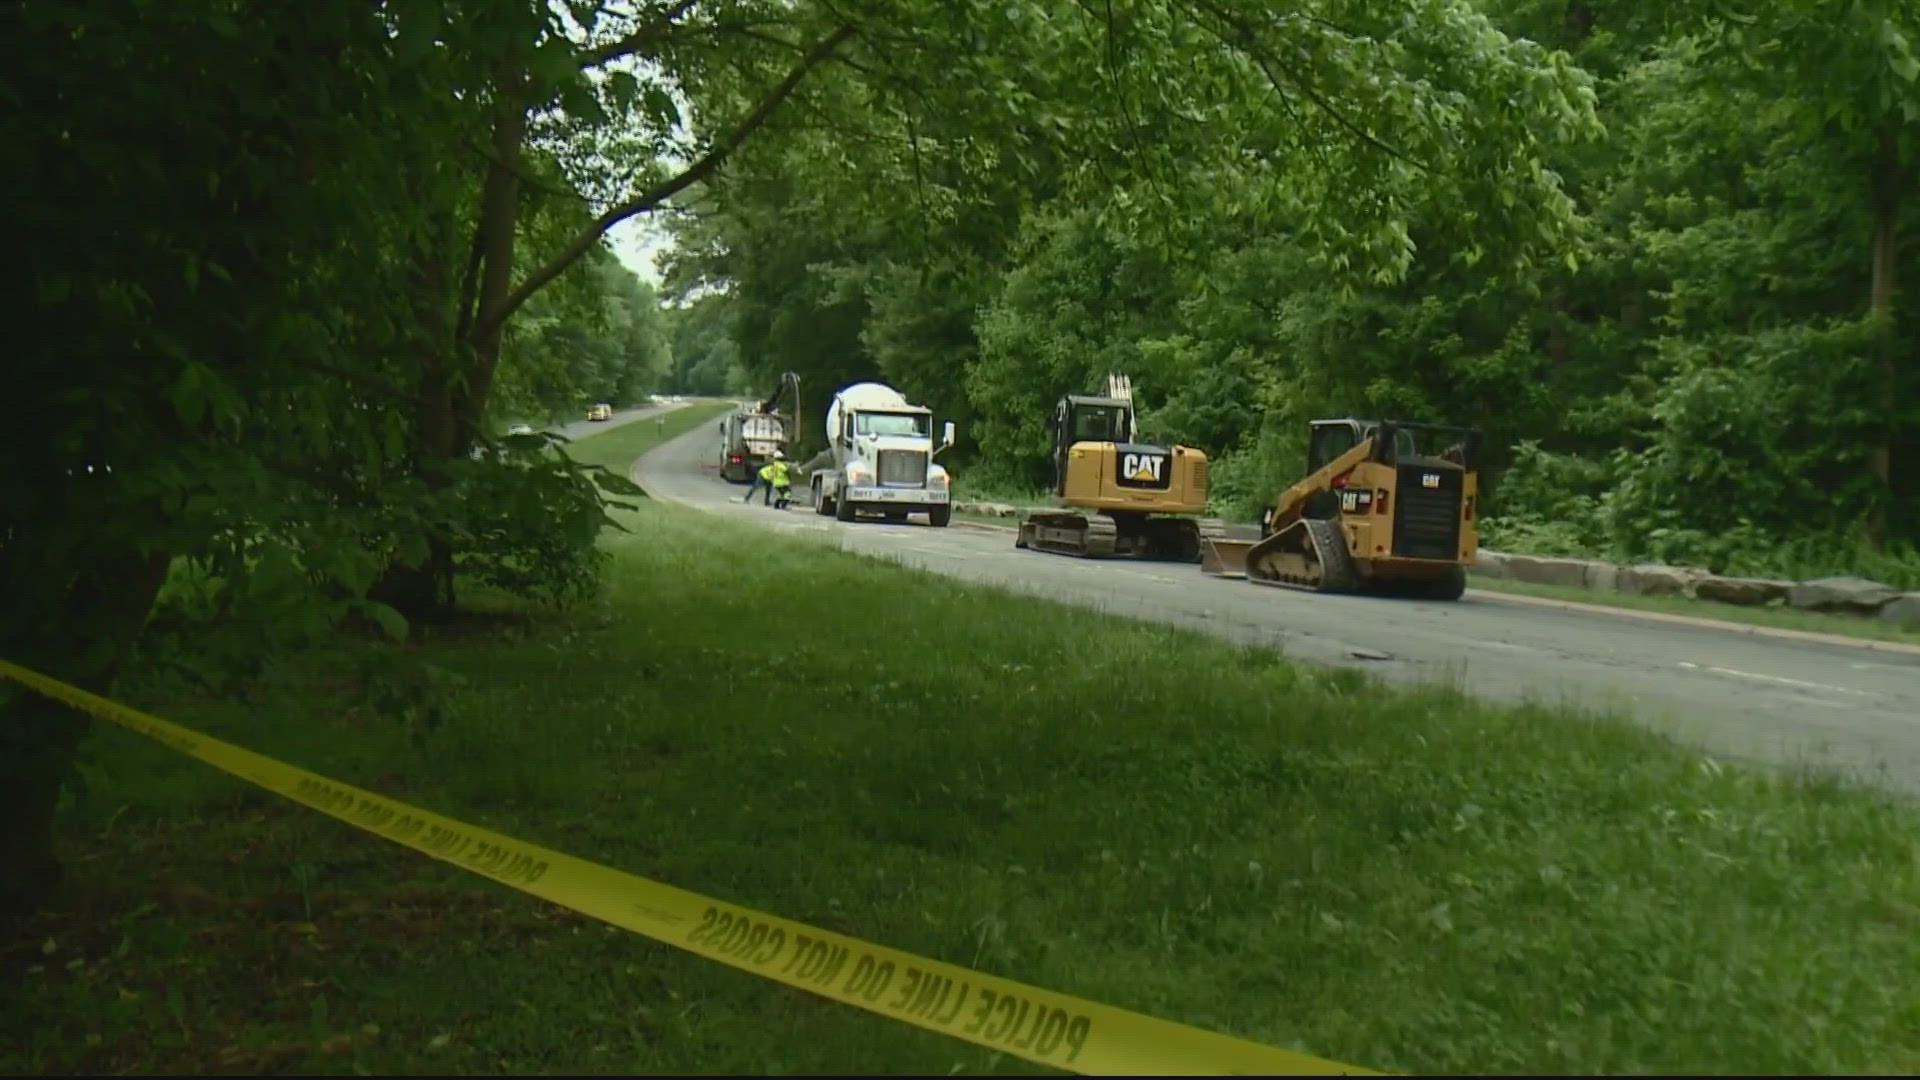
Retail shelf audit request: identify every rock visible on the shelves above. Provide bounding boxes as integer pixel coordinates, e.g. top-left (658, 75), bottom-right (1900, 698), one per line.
top-left (1583, 561), bottom-right (1622, 592)
top-left (982, 502), bottom-right (1020, 518)
top-left (1471, 550), bottom-right (1511, 579)
top-left (1692, 575), bottom-right (1793, 606)
top-left (1618, 564), bottom-right (1706, 597)
top-left (1787, 575), bottom-right (1902, 614)
top-left (1500, 554), bottom-right (1597, 590)
top-left (1877, 593), bottom-right (1920, 628)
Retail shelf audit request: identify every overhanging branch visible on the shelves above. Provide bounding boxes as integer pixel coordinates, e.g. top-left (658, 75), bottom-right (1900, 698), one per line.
top-left (585, 0), bottom-right (701, 68)
top-left (480, 22), bottom-right (859, 336)
top-left (1185, 0), bottom-right (1436, 175)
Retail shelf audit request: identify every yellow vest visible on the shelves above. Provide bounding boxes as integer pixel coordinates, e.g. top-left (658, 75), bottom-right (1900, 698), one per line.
top-left (757, 462), bottom-right (775, 481)
top-left (769, 459), bottom-right (791, 485)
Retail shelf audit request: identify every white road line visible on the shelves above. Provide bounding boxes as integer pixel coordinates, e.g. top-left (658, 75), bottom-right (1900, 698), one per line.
top-left (1676, 661), bottom-right (1873, 697)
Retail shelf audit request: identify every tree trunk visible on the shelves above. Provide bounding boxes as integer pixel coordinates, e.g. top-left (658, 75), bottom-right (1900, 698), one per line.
top-left (1865, 124), bottom-right (1904, 549)
top-left (369, 214), bottom-right (466, 622)
top-left (454, 77), bottom-right (531, 447)
top-left (0, 550), bottom-right (172, 931)
top-left (373, 72), bottom-right (529, 623)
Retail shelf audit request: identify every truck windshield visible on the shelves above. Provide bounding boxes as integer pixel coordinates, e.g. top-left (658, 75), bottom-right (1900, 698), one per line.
top-left (856, 412), bottom-right (931, 437)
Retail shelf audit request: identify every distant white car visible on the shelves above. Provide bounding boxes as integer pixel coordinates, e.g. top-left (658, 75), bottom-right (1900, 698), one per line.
top-left (507, 424), bottom-right (535, 436)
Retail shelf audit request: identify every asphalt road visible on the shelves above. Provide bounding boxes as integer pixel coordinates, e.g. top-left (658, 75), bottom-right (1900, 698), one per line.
top-left (546, 400), bottom-right (692, 442)
top-left (634, 424), bottom-right (1920, 796)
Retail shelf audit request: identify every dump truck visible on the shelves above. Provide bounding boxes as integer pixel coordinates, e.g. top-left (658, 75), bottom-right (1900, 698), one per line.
top-left (808, 381), bottom-right (956, 526)
top-left (1014, 372), bottom-right (1230, 560)
top-left (717, 371), bottom-right (800, 483)
top-left (1199, 417), bottom-right (1483, 600)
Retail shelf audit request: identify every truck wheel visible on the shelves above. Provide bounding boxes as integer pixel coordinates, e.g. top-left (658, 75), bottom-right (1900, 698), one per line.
top-left (928, 504), bottom-right (951, 528)
top-left (835, 495), bottom-right (855, 522)
top-left (813, 479), bottom-right (832, 516)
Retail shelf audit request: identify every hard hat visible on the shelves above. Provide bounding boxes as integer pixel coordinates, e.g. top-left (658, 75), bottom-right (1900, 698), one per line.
top-left (773, 449), bottom-right (785, 459)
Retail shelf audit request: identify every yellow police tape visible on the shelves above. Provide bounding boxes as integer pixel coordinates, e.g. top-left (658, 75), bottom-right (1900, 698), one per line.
top-left (1, 658), bottom-right (1378, 1076)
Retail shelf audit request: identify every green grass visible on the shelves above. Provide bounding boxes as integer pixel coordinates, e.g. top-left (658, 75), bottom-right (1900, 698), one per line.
top-left (10, 420), bottom-right (1920, 1075)
top-left (1468, 577), bottom-right (1920, 647)
top-left (951, 475), bottom-right (1049, 508)
top-left (564, 400), bottom-right (734, 473)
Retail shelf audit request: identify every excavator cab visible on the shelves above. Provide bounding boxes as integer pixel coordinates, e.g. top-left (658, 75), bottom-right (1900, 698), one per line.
top-left (1052, 395), bottom-right (1135, 495)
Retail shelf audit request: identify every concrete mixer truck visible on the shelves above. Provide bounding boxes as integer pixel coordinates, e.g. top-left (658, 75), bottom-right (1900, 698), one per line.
top-left (807, 382), bottom-right (957, 526)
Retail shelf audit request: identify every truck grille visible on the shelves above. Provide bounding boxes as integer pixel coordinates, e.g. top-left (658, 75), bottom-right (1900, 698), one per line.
top-left (1392, 465), bottom-right (1462, 560)
top-left (877, 449), bottom-right (928, 487)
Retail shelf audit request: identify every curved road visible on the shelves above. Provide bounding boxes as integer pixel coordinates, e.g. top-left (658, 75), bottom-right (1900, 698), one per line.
top-left (547, 399), bottom-right (694, 442)
top-left (635, 423), bottom-right (1920, 796)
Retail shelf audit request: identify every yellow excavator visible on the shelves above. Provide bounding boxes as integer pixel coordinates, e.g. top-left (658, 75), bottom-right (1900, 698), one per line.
top-left (1014, 373), bottom-right (1231, 561)
top-left (1199, 418), bottom-right (1483, 600)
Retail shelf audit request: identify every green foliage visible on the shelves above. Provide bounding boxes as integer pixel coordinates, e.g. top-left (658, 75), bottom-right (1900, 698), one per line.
top-left (662, 295), bottom-right (753, 397)
top-left (444, 444), bottom-right (615, 608)
top-left (491, 245), bottom-right (674, 422)
top-left (660, 0), bottom-right (1920, 587)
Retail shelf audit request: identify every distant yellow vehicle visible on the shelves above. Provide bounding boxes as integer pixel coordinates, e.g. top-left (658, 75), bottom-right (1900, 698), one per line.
top-left (587, 403), bottom-right (613, 422)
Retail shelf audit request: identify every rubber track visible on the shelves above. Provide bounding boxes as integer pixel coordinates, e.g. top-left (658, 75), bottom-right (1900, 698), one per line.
top-left (1247, 518), bottom-right (1361, 593)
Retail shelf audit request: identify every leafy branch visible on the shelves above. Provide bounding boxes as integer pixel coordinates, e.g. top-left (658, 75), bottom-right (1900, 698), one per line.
top-left (480, 22), bottom-right (860, 337)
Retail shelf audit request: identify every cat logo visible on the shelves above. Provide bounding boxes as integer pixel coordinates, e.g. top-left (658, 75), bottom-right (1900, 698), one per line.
top-left (1116, 451), bottom-right (1171, 489)
top-left (1123, 453), bottom-right (1164, 482)
top-left (1421, 472), bottom-right (1441, 489)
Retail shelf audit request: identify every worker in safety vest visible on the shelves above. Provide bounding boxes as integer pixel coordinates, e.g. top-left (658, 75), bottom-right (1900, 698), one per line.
top-left (765, 450), bottom-right (795, 509)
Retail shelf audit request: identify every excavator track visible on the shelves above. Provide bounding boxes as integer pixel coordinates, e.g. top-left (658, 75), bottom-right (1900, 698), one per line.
top-left (1016, 511), bottom-right (1119, 558)
top-left (1242, 518), bottom-right (1362, 593)
top-left (1017, 511), bottom-right (1211, 561)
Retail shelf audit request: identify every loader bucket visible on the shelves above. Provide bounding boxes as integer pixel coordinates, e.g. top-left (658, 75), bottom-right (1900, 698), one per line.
top-left (1199, 536), bottom-right (1255, 578)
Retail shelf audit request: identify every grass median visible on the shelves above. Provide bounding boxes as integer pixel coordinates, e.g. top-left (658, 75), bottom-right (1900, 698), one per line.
top-left (7, 418), bottom-right (1920, 1075)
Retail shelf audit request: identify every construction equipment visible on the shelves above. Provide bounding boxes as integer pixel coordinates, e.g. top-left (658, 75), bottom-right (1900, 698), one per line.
top-left (1198, 418), bottom-right (1483, 600)
top-left (1015, 373), bottom-right (1230, 561)
top-left (717, 371), bottom-right (800, 483)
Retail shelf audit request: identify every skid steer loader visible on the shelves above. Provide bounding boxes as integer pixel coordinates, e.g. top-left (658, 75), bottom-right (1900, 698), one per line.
top-left (1199, 418), bottom-right (1483, 599)
top-left (1014, 373), bottom-right (1235, 561)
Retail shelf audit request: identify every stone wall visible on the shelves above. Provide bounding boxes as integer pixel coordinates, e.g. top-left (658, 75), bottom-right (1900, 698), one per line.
top-left (948, 501), bottom-right (1920, 629)
top-left (1470, 550), bottom-right (1920, 627)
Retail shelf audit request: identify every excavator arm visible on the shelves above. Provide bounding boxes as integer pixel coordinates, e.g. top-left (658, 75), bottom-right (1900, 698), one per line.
top-left (757, 371), bottom-right (801, 416)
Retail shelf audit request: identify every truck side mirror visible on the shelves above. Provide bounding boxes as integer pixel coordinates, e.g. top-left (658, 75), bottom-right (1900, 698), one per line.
top-left (941, 421), bottom-right (956, 448)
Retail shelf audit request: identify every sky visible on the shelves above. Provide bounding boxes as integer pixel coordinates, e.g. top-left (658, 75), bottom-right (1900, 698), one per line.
top-left (606, 215), bottom-right (673, 285)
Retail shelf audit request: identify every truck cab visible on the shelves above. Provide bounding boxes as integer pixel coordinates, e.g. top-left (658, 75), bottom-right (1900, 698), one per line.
top-left (812, 382), bottom-right (958, 527)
